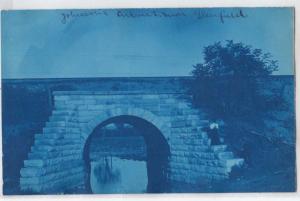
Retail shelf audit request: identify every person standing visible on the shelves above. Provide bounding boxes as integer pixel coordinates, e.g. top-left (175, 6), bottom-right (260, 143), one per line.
top-left (208, 120), bottom-right (221, 145)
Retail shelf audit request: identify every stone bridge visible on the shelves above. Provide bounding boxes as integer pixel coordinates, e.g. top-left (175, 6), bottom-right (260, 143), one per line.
top-left (20, 91), bottom-right (244, 193)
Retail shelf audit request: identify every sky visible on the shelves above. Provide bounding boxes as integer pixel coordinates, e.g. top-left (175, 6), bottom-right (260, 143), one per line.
top-left (1, 7), bottom-right (295, 79)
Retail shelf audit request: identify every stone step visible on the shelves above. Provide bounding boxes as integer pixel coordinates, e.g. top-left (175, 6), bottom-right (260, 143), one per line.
top-left (172, 123), bottom-right (207, 129)
top-left (181, 135), bottom-right (208, 141)
top-left (221, 158), bottom-right (244, 173)
top-left (170, 126), bottom-right (203, 133)
top-left (171, 114), bottom-right (204, 120)
top-left (20, 160), bottom-right (84, 177)
top-left (174, 94), bottom-right (193, 99)
top-left (31, 144), bottom-right (82, 152)
top-left (186, 152), bottom-right (217, 160)
top-left (172, 151), bottom-right (216, 160)
top-left (24, 154), bottom-right (82, 167)
top-left (170, 157), bottom-right (227, 168)
top-left (171, 144), bottom-right (210, 152)
top-left (177, 102), bottom-right (192, 109)
top-left (43, 127), bottom-right (81, 134)
top-left (211, 145), bottom-right (227, 152)
top-left (34, 138), bottom-right (82, 146)
top-left (28, 149), bottom-right (82, 159)
top-left (46, 121), bottom-right (66, 127)
top-left (35, 133), bottom-right (80, 142)
top-left (20, 171), bottom-right (85, 193)
top-left (35, 138), bottom-right (57, 145)
top-left (216, 151), bottom-right (234, 160)
top-left (158, 110), bottom-right (203, 117)
top-left (52, 110), bottom-right (74, 116)
top-left (173, 132), bottom-right (208, 139)
top-left (172, 135), bottom-right (202, 140)
top-left (190, 171), bottom-right (229, 182)
top-left (20, 166), bottom-right (84, 186)
top-left (190, 158), bottom-right (227, 167)
top-left (169, 162), bottom-right (229, 176)
top-left (177, 110), bottom-right (200, 119)
top-left (49, 116), bottom-right (69, 122)
top-left (63, 134), bottom-right (81, 139)
top-left (190, 121), bottom-right (209, 127)
top-left (171, 129), bottom-right (205, 135)
top-left (31, 145), bottom-right (53, 152)
top-left (61, 122), bottom-right (80, 127)
top-left (169, 138), bottom-right (210, 146)
top-left (24, 160), bottom-right (45, 168)
top-left (66, 128), bottom-right (81, 133)
top-left (43, 127), bottom-right (66, 134)
top-left (54, 105), bottom-right (77, 110)
top-left (171, 115), bottom-right (209, 124)
top-left (170, 173), bottom-right (227, 185)
top-left (35, 133), bottom-right (64, 140)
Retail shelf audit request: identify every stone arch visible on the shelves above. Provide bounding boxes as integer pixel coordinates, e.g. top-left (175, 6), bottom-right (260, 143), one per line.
top-left (80, 107), bottom-right (171, 193)
top-left (81, 107), bottom-right (171, 141)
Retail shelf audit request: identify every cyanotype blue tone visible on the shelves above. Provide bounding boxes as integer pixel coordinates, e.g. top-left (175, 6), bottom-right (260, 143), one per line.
top-left (1, 7), bottom-right (296, 195)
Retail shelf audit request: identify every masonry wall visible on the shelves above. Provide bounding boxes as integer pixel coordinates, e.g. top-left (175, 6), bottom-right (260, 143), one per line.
top-left (3, 76), bottom-right (293, 194)
top-left (19, 91), bottom-right (244, 193)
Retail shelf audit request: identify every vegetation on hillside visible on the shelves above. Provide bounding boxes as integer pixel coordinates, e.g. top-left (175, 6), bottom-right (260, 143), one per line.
top-left (189, 40), bottom-right (296, 192)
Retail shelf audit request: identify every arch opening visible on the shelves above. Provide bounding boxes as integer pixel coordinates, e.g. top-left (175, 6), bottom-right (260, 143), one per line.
top-left (83, 115), bottom-right (170, 193)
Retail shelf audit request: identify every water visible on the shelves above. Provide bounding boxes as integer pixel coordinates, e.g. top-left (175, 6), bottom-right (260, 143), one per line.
top-left (90, 157), bottom-right (148, 193)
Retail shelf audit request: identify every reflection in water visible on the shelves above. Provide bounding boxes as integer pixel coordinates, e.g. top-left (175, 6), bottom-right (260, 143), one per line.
top-left (86, 119), bottom-right (170, 193)
top-left (90, 157), bottom-right (147, 193)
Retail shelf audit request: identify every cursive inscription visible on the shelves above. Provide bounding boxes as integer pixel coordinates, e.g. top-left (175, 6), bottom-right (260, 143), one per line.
top-left (60, 9), bottom-right (248, 24)
top-left (61, 10), bottom-right (108, 24)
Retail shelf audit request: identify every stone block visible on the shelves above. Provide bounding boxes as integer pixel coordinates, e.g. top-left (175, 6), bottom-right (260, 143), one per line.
top-left (217, 152), bottom-right (234, 160)
top-left (54, 95), bottom-right (69, 101)
top-left (31, 145), bottom-right (54, 152)
top-left (21, 160), bottom-right (84, 177)
top-left (84, 99), bottom-right (97, 105)
top-left (52, 110), bottom-right (73, 116)
top-left (142, 94), bottom-right (160, 99)
top-left (80, 95), bottom-right (96, 100)
top-left (68, 95), bottom-right (81, 100)
top-left (43, 127), bottom-right (66, 134)
top-left (29, 149), bottom-right (83, 160)
top-left (42, 133), bottom-right (65, 139)
top-left (78, 110), bottom-right (100, 118)
top-left (49, 116), bottom-right (68, 122)
top-left (54, 100), bottom-right (66, 107)
top-left (171, 120), bottom-right (186, 128)
top-left (211, 145), bottom-right (227, 152)
top-left (46, 121), bottom-right (66, 127)
top-left (76, 116), bottom-right (93, 123)
top-left (32, 143), bottom-right (82, 153)
top-left (160, 94), bottom-right (172, 99)
top-left (54, 104), bottom-right (76, 110)
top-left (68, 100), bottom-right (85, 105)
top-left (20, 166), bottom-right (84, 187)
top-left (65, 127), bottom-right (80, 133)
top-left (24, 160), bottom-right (44, 168)
top-left (86, 104), bottom-right (105, 110)
top-left (35, 138), bottom-right (57, 146)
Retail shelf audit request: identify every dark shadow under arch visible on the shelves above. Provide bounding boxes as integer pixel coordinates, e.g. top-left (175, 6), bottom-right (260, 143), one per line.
top-left (83, 115), bottom-right (171, 193)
